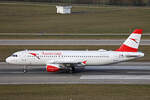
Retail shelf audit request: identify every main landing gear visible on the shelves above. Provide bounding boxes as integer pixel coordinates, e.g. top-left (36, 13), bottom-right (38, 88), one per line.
top-left (63, 64), bottom-right (76, 73)
top-left (63, 64), bottom-right (84, 73)
top-left (65, 66), bottom-right (76, 73)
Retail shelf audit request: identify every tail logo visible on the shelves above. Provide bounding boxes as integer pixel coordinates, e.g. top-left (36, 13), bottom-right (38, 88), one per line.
top-left (130, 38), bottom-right (138, 43)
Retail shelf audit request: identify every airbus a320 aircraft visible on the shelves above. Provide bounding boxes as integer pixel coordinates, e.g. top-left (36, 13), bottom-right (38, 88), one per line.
top-left (6, 29), bottom-right (144, 73)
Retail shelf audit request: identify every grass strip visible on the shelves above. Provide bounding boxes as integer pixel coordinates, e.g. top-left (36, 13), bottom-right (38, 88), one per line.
top-left (0, 3), bottom-right (150, 33)
top-left (0, 84), bottom-right (150, 100)
top-left (0, 45), bottom-right (149, 62)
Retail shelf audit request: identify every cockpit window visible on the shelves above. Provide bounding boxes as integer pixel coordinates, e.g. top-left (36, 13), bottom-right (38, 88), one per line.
top-left (12, 54), bottom-right (18, 57)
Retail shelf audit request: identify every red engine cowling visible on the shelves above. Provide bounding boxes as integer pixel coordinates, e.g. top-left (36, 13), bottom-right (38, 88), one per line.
top-left (46, 64), bottom-right (60, 72)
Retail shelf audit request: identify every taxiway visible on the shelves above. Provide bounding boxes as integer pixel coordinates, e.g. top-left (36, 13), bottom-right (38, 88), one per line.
top-left (0, 39), bottom-right (150, 45)
top-left (0, 62), bottom-right (150, 84)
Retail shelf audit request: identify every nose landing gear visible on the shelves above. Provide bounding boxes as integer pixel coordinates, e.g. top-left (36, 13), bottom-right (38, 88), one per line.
top-left (23, 65), bottom-right (28, 73)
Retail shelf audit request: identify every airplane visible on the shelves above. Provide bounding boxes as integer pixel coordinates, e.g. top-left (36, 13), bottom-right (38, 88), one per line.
top-left (6, 29), bottom-right (144, 73)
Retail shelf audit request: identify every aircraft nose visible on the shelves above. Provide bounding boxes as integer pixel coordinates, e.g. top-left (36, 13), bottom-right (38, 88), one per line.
top-left (6, 57), bottom-right (11, 64)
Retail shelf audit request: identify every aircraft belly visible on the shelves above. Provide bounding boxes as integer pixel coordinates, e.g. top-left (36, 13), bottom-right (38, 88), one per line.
top-left (87, 58), bottom-right (113, 65)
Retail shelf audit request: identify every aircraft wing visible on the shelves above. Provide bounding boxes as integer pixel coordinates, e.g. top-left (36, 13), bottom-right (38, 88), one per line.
top-left (46, 59), bottom-right (87, 72)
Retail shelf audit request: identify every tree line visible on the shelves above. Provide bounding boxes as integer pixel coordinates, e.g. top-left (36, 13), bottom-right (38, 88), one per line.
top-left (1, 0), bottom-right (150, 6)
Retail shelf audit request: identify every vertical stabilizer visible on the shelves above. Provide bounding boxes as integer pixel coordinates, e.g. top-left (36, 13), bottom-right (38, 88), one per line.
top-left (115, 29), bottom-right (143, 52)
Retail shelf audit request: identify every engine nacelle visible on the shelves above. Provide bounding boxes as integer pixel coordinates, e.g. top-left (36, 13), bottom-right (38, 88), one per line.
top-left (46, 64), bottom-right (60, 72)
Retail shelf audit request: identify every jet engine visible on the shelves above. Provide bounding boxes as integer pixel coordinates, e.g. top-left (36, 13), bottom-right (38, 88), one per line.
top-left (46, 64), bottom-right (61, 72)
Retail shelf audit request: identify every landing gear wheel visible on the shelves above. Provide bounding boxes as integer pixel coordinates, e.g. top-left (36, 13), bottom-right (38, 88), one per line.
top-left (69, 67), bottom-right (76, 73)
top-left (64, 67), bottom-right (75, 73)
top-left (71, 67), bottom-right (75, 73)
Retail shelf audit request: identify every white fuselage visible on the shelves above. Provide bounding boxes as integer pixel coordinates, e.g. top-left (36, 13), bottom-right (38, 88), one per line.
top-left (6, 50), bottom-right (144, 66)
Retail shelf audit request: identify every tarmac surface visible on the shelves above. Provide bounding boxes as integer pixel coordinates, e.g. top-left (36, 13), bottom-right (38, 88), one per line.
top-left (0, 62), bottom-right (150, 84)
top-left (0, 39), bottom-right (150, 45)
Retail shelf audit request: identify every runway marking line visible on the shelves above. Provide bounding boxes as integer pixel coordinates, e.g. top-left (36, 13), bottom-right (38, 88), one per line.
top-left (80, 75), bottom-right (150, 80)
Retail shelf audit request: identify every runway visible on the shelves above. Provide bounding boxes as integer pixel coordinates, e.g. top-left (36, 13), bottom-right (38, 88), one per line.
top-left (0, 62), bottom-right (150, 84)
top-left (0, 39), bottom-right (150, 45)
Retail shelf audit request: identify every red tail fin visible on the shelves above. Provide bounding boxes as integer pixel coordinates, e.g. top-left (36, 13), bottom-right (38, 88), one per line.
top-left (115, 29), bottom-right (143, 52)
